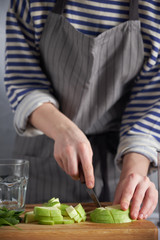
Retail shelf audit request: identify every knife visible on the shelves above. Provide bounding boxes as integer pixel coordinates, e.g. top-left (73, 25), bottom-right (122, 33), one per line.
top-left (79, 163), bottom-right (101, 208)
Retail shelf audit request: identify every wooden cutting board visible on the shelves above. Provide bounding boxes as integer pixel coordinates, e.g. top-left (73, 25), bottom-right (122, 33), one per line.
top-left (0, 202), bottom-right (158, 240)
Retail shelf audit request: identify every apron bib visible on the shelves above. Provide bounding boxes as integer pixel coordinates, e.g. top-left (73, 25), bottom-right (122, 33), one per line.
top-left (13, 0), bottom-right (144, 204)
top-left (40, 0), bottom-right (144, 135)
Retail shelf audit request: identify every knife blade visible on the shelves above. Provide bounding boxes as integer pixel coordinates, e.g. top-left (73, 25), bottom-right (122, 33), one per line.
top-left (79, 163), bottom-right (101, 208)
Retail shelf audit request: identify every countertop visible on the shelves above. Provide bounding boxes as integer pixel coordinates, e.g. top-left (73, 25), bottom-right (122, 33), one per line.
top-left (0, 202), bottom-right (158, 240)
top-left (148, 212), bottom-right (159, 240)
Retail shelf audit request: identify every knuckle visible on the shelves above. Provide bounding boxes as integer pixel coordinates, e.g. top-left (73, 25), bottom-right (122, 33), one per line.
top-left (124, 188), bottom-right (134, 198)
top-left (148, 184), bottom-right (158, 196)
top-left (77, 142), bottom-right (93, 160)
top-left (128, 173), bottom-right (137, 180)
top-left (150, 181), bottom-right (156, 189)
top-left (143, 176), bottom-right (149, 183)
top-left (67, 164), bottom-right (79, 179)
top-left (77, 142), bottom-right (87, 152)
top-left (78, 141), bottom-right (92, 153)
top-left (64, 145), bottom-right (73, 157)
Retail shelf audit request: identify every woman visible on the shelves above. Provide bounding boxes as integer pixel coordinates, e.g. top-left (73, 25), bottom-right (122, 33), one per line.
top-left (5, 0), bottom-right (159, 220)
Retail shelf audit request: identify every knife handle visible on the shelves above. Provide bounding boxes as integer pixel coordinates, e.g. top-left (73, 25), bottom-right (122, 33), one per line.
top-left (79, 163), bottom-right (85, 184)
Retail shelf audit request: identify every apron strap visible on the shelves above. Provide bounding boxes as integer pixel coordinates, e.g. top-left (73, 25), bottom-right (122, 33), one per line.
top-left (129, 0), bottom-right (139, 20)
top-left (53, 0), bottom-right (67, 14)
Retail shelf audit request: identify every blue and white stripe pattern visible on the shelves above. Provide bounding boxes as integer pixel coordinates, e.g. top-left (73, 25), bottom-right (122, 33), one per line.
top-left (5, 0), bottom-right (160, 168)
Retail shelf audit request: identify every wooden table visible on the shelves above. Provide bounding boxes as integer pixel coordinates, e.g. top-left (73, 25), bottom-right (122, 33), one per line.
top-left (0, 202), bottom-right (158, 240)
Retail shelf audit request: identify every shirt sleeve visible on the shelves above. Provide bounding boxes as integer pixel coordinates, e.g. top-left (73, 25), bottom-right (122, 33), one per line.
top-left (5, 0), bottom-right (59, 136)
top-left (116, 73), bottom-right (160, 172)
top-left (115, 2), bottom-right (160, 171)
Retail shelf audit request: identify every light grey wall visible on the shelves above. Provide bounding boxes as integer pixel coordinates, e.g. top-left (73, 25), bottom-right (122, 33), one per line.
top-left (0, 0), bottom-right (16, 158)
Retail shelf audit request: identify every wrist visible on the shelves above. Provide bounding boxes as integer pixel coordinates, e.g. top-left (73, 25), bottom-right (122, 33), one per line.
top-left (120, 152), bottom-right (150, 180)
top-left (29, 102), bottom-right (79, 141)
top-left (29, 102), bottom-right (67, 139)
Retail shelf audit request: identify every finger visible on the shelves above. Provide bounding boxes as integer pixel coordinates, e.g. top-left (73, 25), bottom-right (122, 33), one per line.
top-left (55, 151), bottom-right (69, 175)
top-left (64, 145), bottom-right (79, 180)
top-left (67, 156), bottom-right (79, 180)
top-left (138, 184), bottom-right (158, 220)
top-left (55, 156), bottom-right (65, 171)
top-left (112, 183), bottom-right (123, 205)
top-left (145, 189), bottom-right (158, 218)
top-left (130, 177), bottom-right (150, 219)
top-left (54, 149), bottom-right (66, 171)
top-left (120, 173), bottom-right (140, 211)
top-left (78, 142), bottom-right (94, 189)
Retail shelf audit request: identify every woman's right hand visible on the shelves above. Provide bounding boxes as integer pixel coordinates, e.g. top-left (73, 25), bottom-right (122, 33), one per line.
top-left (29, 102), bottom-right (94, 189)
top-left (53, 117), bottom-right (94, 189)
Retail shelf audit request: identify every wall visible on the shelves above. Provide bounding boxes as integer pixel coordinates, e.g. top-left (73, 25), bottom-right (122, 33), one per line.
top-left (0, 0), bottom-right (16, 158)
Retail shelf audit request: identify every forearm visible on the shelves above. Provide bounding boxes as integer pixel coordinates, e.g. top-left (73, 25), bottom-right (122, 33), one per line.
top-left (29, 102), bottom-right (75, 140)
top-left (120, 153), bottom-right (150, 181)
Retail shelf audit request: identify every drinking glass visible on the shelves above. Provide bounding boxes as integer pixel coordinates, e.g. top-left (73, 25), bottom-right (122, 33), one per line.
top-left (0, 159), bottom-right (29, 210)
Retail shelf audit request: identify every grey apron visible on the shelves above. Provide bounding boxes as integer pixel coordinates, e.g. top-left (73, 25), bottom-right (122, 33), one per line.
top-left (13, 0), bottom-right (144, 204)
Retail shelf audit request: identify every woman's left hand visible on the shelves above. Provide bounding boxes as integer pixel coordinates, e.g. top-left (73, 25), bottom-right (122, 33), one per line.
top-left (113, 153), bottom-right (158, 220)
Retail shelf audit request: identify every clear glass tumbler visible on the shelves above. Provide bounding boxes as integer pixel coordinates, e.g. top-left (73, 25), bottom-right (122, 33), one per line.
top-left (0, 159), bottom-right (29, 210)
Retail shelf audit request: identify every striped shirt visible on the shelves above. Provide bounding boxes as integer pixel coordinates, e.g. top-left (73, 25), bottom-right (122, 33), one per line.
top-left (5, 0), bottom-right (160, 169)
